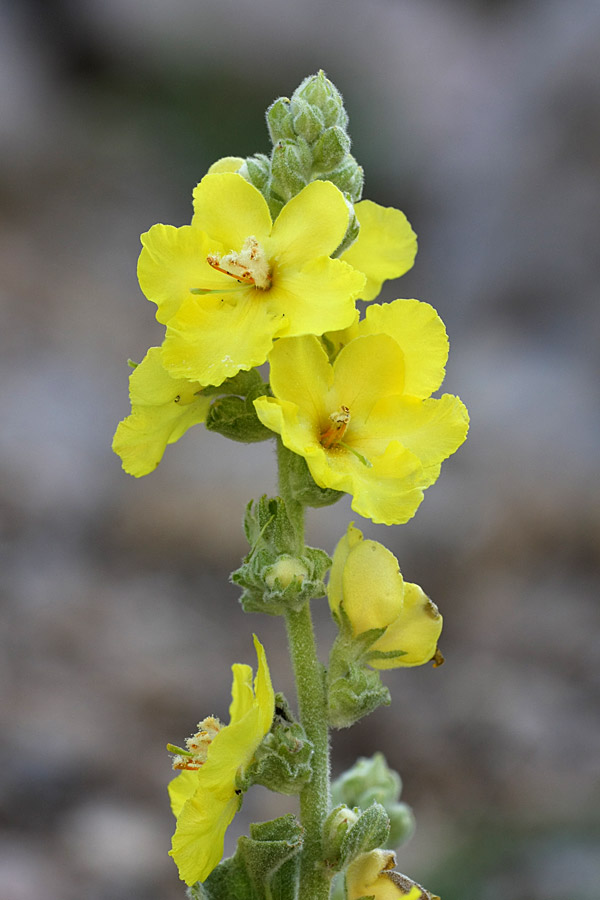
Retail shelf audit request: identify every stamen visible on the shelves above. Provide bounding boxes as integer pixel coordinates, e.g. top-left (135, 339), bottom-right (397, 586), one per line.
top-left (320, 406), bottom-right (350, 449)
top-left (170, 716), bottom-right (223, 771)
top-left (206, 236), bottom-right (272, 290)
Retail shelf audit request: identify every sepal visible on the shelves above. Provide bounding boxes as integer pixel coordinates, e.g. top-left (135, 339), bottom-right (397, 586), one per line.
top-left (327, 608), bottom-right (392, 728)
top-left (338, 804), bottom-right (391, 870)
top-left (266, 98), bottom-right (296, 143)
top-left (312, 126), bottom-right (351, 174)
top-left (243, 693), bottom-right (314, 795)
top-left (271, 139), bottom-right (309, 202)
top-left (332, 753), bottom-right (415, 849)
top-left (232, 496), bottom-right (331, 614)
top-left (189, 814), bottom-right (303, 900)
top-left (322, 805), bottom-right (359, 867)
top-left (284, 450), bottom-right (345, 508)
top-left (204, 370), bottom-right (272, 443)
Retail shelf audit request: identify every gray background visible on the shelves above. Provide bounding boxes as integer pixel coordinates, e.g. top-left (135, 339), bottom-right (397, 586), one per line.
top-left (1, 1), bottom-right (599, 898)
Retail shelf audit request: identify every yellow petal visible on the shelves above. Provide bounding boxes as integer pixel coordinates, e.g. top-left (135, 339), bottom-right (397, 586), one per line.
top-left (168, 770), bottom-right (200, 819)
top-left (138, 224), bottom-right (225, 325)
top-left (331, 334), bottom-right (405, 424)
top-left (347, 441), bottom-right (426, 526)
top-left (207, 156), bottom-right (244, 174)
top-left (228, 664), bottom-right (254, 724)
top-left (271, 179), bottom-right (351, 267)
top-left (269, 256), bottom-right (363, 336)
top-left (370, 583), bottom-right (442, 669)
top-left (162, 292), bottom-right (285, 387)
top-left (369, 394), bottom-right (470, 468)
top-left (342, 539), bottom-right (405, 634)
top-left (341, 200), bottom-right (417, 302)
top-left (170, 782), bottom-right (240, 885)
top-left (192, 172), bottom-right (272, 249)
top-left (252, 634), bottom-right (275, 736)
top-left (267, 335), bottom-right (333, 424)
top-left (360, 300), bottom-right (449, 398)
top-left (328, 523), bottom-right (364, 615)
top-left (112, 348), bottom-right (209, 477)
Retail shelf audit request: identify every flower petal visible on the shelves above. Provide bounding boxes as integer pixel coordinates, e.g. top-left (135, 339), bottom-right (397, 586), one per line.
top-left (369, 394), bottom-right (470, 468)
top-left (267, 335), bottom-right (333, 423)
top-left (192, 173), bottom-right (272, 249)
top-left (342, 539), bottom-right (405, 634)
top-left (207, 156), bottom-right (244, 174)
top-left (252, 634), bottom-right (275, 736)
top-left (170, 782), bottom-right (240, 885)
top-left (341, 200), bottom-right (417, 302)
top-left (360, 300), bottom-right (449, 398)
top-left (112, 348), bottom-right (209, 477)
top-left (138, 224), bottom-right (225, 325)
top-left (371, 583), bottom-right (442, 669)
top-left (328, 523), bottom-right (364, 616)
top-left (271, 180), bottom-right (351, 267)
top-left (331, 334), bottom-right (405, 424)
top-left (269, 256), bottom-right (363, 336)
top-left (228, 663), bottom-right (254, 725)
top-left (162, 293), bottom-right (285, 387)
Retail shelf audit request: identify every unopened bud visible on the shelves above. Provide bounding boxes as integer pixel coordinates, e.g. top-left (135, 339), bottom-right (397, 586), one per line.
top-left (266, 97), bottom-right (295, 143)
top-left (312, 126), bottom-right (351, 173)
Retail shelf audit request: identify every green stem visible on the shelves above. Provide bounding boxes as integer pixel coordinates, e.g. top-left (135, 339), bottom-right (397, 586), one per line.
top-left (285, 604), bottom-right (331, 900)
top-left (278, 438), bottom-right (331, 899)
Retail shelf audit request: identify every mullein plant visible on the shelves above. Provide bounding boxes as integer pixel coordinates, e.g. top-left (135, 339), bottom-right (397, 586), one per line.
top-left (113, 72), bottom-right (469, 900)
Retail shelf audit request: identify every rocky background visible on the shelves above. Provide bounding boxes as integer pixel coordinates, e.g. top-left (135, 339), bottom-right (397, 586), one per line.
top-left (1, 1), bottom-right (599, 898)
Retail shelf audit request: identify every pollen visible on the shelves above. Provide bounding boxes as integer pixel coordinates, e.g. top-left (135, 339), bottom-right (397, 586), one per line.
top-left (171, 716), bottom-right (223, 770)
top-left (320, 405), bottom-right (350, 449)
top-left (207, 236), bottom-right (272, 290)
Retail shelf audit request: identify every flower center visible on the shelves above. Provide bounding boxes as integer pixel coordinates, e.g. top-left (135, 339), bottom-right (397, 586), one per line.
top-left (207, 236), bottom-right (272, 290)
top-left (170, 716), bottom-right (223, 770)
top-left (320, 406), bottom-right (350, 449)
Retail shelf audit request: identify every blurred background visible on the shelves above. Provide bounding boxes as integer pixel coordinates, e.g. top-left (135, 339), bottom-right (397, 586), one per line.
top-left (1, 0), bottom-right (599, 898)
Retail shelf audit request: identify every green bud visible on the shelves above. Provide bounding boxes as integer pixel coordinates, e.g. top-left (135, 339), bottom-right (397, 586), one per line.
top-left (233, 496), bottom-right (331, 614)
top-left (325, 155), bottom-right (364, 203)
top-left (291, 99), bottom-right (325, 144)
top-left (339, 803), bottom-right (391, 868)
top-left (206, 394), bottom-right (272, 443)
top-left (271, 140), bottom-right (308, 201)
top-left (239, 153), bottom-right (271, 192)
top-left (332, 752), bottom-right (402, 809)
top-left (266, 97), bottom-right (295, 143)
top-left (332, 753), bottom-right (416, 850)
top-left (322, 805), bottom-right (359, 867)
top-left (293, 70), bottom-right (347, 130)
top-left (387, 802), bottom-right (415, 849)
top-left (312, 126), bottom-right (351, 173)
top-left (244, 694), bottom-right (314, 795)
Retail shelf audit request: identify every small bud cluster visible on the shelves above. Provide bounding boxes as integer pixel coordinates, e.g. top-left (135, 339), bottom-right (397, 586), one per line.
top-left (244, 694), bottom-right (314, 795)
top-left (238, 71), bottom-right (363, 252)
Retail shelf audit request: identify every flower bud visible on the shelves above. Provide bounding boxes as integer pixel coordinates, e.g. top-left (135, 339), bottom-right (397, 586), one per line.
top-left (293, 70), bottom-right (347, 130)
top-left (325, 155), bottom-right (364, 202)
top-left (264, 556), bottom-right (309, 590)
top-left (271, 140), bottom-right (308, 201)
top-left (339, 803), bottom-right (391, 868)
top-left (244, 694), bottom-right (314, 795)
top-left (205, 394), bottom-right (272, 443)
top-left (238, 153), bottom-right (271, 192)
top-left (346, 850), bottom-right (439, 900)
top-left (312, 126), bottom-right (351, 173)
top-left (322, 805), bottom-right (359, 866)
top-left (329, 524), bottom-right (443, 668)
top-left (266, 97), bottom-right (295, 142)
top-left (292, 98), bottom-right (325, 144)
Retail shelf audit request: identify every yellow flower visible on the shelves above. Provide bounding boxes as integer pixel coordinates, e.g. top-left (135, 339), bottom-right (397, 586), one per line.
top-left (340, 199), bottom-right (417, 301)
top-left (168, 636), bottom-right (275, 886)
top-left (329, 524), bottom-right (442, 668)
top-left (112, 347), bottom-right (210, 477)
top-left (138, 172), bottom-right (364, 387)
top-left (346, 850), bottom-right (436, 900)
top-left (254, 300), bottom-right (469, 525)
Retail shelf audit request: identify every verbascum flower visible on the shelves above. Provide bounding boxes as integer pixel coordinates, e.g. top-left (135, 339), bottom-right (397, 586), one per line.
top-left (346, 850), bottom-right (438, 900)
top-left (138, 171), bottom-right (365, 387)
top-left (112, 347), bottom-right (210, 477)
top-left (167, 636), bottom-right (275, 886)
top-left (254, 299), bottom-right (469, 525)
top-left (340, 200), bottom-right (417, 301)
top-left (329, 524), bottom-right (442, 668)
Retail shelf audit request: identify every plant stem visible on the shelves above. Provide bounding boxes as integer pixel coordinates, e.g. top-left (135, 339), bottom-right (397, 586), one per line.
top-left (285, 603), bottom-right (331, 900)
top-left (278, 438), bottom-right (331, 898)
